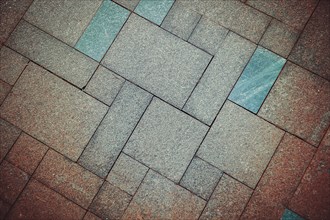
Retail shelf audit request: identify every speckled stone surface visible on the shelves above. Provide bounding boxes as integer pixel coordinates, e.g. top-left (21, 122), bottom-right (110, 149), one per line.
top-left (90, 182), bottom-right (132, 220)
top-left (75, 0), bottom-right (129, 61)
top-left (0, 118), bottom-right (21, 163)
top-left (229, 46), bottom-right (286, 113)
top-left (198, 101), bottom-right (284, 188)
top-left (84, 66), bottom-right (125, 106)
top-left (281, 209), bottom-right (304, 220)
top-left (183, 32), bottom-right (256, 125)
top-left (6, 179), bottom-right (85, 220)
top-left (135, 0), bottom-right (175, 25)
top-left (289, 0), bottom-right (330, 80)
top-left (24, 0), bottom-right (102, 46)
top-left (124, 98), bottom-right (208, 183)
top-left (102, 14), bottom-right (211, 108)
top-left (79, 82), bottom-right (152, 178)
top-left (0, 63), bottom-right (107, 161)
top-left (241, 133), bottom-right (315, 220)
top-left (122, 170), bottom-right (206, 220)
top-left (113, 0), bottom-right (140, 11)
top-left (83, 212), bottom-right (101, 220)
top-left (180, 157), bottom-right (222, 200)
top-left (107, 153), bottom-right (148, 195)
top-left (6, 21), bottom-right (98, 88)
top-left (188, 17), bottom-right (228, 55)
top-left (200, 174), bottom-right (253, 220)
top-left (0, 46), bottom-right (28, 85)
top-left (0, 80), bottom-right (11, 105)
top-left (0, 199), bottom-right (10, 219)
top-left (259, 62), bottom-right (330, 146)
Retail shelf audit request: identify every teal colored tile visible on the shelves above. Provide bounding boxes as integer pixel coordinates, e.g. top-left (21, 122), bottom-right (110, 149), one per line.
top-left (75, 0), bottom-right (129, 61)
top-left (281, 209), bottom-right (304, 220)
top-left (229, 46), bottom-right (286, 113)
top-left (134, 0), bottom-right (175, 25)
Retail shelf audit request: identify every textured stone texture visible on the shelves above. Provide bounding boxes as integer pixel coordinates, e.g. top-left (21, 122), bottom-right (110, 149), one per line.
top-left (102, 14), bottom-right (211, 108)
top-left (241, 133), bottom-right (315, 219)
top-left (24, 0), bottom-right (102, 46)
top-left (281, 209), bottom-right (304, 220)
top-left (6, 179), bottom-right (86, 220)
top-left (90, 182), bottom-right (132, 220)
top-left (34, 150), bottom-right (103, 209)
top-left (259, 62), bottom-right (330, 146)
top-left (113, 0), bottom-right (140, 11)
top-left (0, 80), bottom-right (11, 105)
top-left (122, 170), bottom-right (206, 220)
top-left (161, 1), bottom-right (201, 40)
top-left (0, 46), bottom-right (28, 85)
top-left (260, 19), bottom-right (299, 57)
top-left (289, 0), bottom-right (330, 80)
top-left (184, 32), bottom-right (256, 125)
top-left (83, 212), bottom-right (102, 220)
top-left (180, 157), bottom-right (222, 200)
top-left (0, 118), bottom-right (21, 162)
top-left (124, 98), bottom-right (208, 182)
top-left (79, 82), bottom-right (152, 178)
top-left (198, 101), bottom-right (284, 188)
top-left (6, 21), bottom-right (98, 88)
top-left (135, 0), bottom-right (175, 25)
top-left (107, 153), bottom-right (148, 195)
top-left (84, 66), bottom-right (125, 105)
top-left (0, 63), bottom-right (107, 161)
top-left (200, 174), bottom-right (253, 220)
top-left (6, 133), bottom-right (48, 175)
top-left (188, 17), bottom-right (228, 55)
top-left (0, 199), bottom-right (10, 219)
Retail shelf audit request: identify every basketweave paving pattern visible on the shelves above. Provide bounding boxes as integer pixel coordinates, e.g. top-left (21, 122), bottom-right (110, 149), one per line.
top-left (0, 0), bottom-right (329, 220)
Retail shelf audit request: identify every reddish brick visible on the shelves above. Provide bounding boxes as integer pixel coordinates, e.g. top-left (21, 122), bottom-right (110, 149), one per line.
top-left (0, 199), bottom-right (11, 219)
top-left (241, 133), bottom-right (315, 219)
top-left (6, 179), bottom-right (85, 220)
top-left (0, 118), bottom-right (20, 162)
top-left (6, 133), bottom-right (48, 175)
top-left (33, 150), bottom-right (103, 208)
top-left (83, 212), bottom-right (102, 220)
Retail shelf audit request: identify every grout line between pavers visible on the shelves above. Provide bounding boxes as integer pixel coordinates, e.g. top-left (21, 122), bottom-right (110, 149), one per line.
top-left (159, 0), bottom-right (177, 27)
top-left (186, 13), bottom-right (203, 42)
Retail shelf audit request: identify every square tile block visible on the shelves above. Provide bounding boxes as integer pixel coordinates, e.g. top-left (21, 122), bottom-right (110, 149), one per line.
top-left (107, 153), bottom-right (148, 195)
top-left (122, 170), bottom-right (206, 220)
top-left (134, 0), bottom-right (174, 25)
top-left (198, 101), bottom-right (284, 188)
top-left (6, 21), bottom-right (98, 88)
top-left (0, 118), bottom-right (21, 162)
top-left (0, 63), bottom-right (108, 160)
top-left (79, 81), bottom-right (152, 177)
top-left (113, 0), bottom-right (140, 11)
top-left (75, 0), bottom-right (129, 61)
top-left (229, 46), bottom-right (286, 113)
top-left (124, 98), bottom-right (208, 182)
top-left (102, 14), bottom-right (211, 108)
top-left (24, 0), bottom-right (102, 46)
top-left (259, 62), bottom-right (330, 146)
top-left (0, 80), bottom-right (11, 105)
top-left (180, 157), bottom-right (222, 200)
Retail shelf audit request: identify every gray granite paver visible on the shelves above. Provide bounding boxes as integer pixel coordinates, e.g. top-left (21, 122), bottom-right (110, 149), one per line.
top-left (0, 118), bottom-right (21, 162)
top-left (0, 80), bottom-right (11, 105)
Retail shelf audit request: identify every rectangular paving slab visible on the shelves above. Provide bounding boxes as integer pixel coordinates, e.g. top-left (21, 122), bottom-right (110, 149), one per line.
top-left (0, 118), bottom-right (21, 163)
top-left (102, 14), bottom-right (211, 108)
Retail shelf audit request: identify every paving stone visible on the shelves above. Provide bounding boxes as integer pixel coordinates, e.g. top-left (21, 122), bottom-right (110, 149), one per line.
top-left (188, 17), bottom-right (228, 55)
top-left (183, 32), bottom-right (256, 125)
top-left (289, 0), bottom-right (330, 80)
top-left (83, 212), bottom-right (102, 220)
top-left (0, 118), bottom-right (20, 163)
top-left (241, 133), bottom-right (315, 220)
top-left (0, 0), bottom-right (33, 45)
top-left (259, 62), bottom-right (330, 146)
top-left (0, 46), bottom-right (28, 85)
top-left (124, 98), bottom-right (208, 183)
top-left (79, 81), bottom-right (152, 178)
top-left (134, 0), bottom-right (175, 25)
top-left (229, 46), bottom-right (286, 113)
top-left (107, 153), bottom-right (148, 195)
top-left (0, 199), bottom-right (10, 219)
top-left (6, 21), bottom-right (99, 88)
top-left (260, 19), bottom-right (299, 58)
top-left (6, 179), bottom-right (85, 220)
top-left (113, 0), bottom-right (140, 11)
top-left (180, 157), bottom-right (222, 200)
top-left (0, 80), bottom-right (11, 105)
top-left (199, 174), bottom-right (253, 220)
top-left (289, 129), bottom-right (330, 219)
top-left (0, 63), bottom-right (107, 161)
top-left (75, 0), bottom-right (129, 61)
top-left (34, 150), bottom-right (103, 209)
top-left (24, 0), bottom-right (102, 46)
top-left (122, 170), bottom-right (206, 220)
top-left (102, 14), bottom-right (211, 108)
top-left (198, 101), bottom-right (284, 188)
top-left (6, 133), bottom-right (48, 175)
top-left (0, 160), bottom-right (29, 204)
top-left (281, 209), bottom-right (304, 220)
top-left (84, 66), bottom-right (125, 105)
top-left (90, 182), bottom-right (132, 220)
top-left (161, 1), bottom-right (201, 40)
